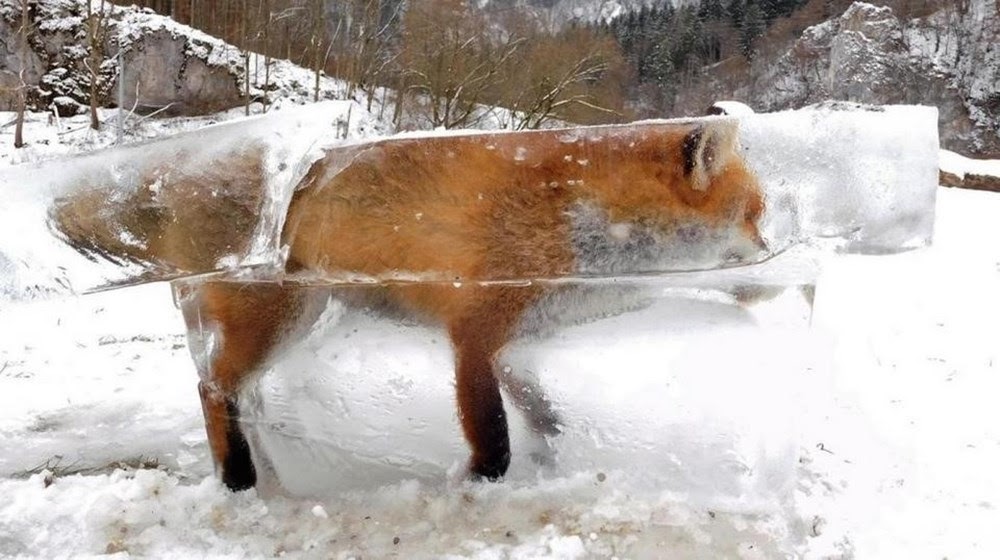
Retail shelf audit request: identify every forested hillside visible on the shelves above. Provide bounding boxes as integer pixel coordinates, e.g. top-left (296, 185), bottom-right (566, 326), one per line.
top-left (2, 0), bottom-right (997, 154)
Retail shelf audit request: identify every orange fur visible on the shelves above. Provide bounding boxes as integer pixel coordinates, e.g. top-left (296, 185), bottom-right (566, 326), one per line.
top-left (53, 120), bottom-right (765, 488)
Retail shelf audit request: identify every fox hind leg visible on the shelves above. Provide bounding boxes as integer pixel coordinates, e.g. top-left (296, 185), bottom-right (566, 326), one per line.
top-left (496, 367), bottom-right (562, 469)
top-left (498, 367), bottom-right (562, 438)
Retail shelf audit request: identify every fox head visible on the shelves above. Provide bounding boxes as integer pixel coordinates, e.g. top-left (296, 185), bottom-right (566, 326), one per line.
top-left (676, 120), bottom-right (765, 250)
top-left (565, 119), bottom-right (766, 274)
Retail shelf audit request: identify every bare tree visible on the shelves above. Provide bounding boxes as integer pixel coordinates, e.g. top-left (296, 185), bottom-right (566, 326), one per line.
top-left (261, 0), bottom-right (272, 111)
top-left (499, 26), bottom-right (626, 129)
top-left (399, 0), bottom-right (524, 129)
top-left (310, 0), bottom-right (329, 102)
top-left (13, 0), bottom-right (31, 148)
top-left (86, 0), bottom-right (109, 130)
top-left (334, 0), bottom-right (404, 107)
top-left (107, 0), bottom-right (626, 130)
top-left (240, 0), bottom-right (251, 115)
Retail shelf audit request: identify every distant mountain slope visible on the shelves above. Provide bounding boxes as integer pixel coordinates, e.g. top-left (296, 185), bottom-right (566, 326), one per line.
top-left (674, 1), bottom-right (1000, 157)
top-left (484, 0), bottom-right (668, 24)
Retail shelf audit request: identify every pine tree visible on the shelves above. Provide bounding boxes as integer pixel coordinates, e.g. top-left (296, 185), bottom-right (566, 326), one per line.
top-left (699, 0), bottom-right (727, 22)
top-left (740, 1), bottom-right (766, 60)
top-left (728, 0), bottom-right (746, 29)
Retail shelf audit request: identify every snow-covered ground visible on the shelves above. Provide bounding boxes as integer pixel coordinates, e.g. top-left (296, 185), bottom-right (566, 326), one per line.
top-left (0, 184), bottom-right (998, 558)
top-left (940, 149), bottom-right (1000, 183)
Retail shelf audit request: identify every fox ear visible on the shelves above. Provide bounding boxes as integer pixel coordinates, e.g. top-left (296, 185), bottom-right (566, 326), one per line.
top-left (682, 121), bottom-right (738, 191)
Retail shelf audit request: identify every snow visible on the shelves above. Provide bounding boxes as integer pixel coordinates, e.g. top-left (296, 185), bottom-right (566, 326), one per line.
top-left (709, 101), bottom-right (755, 116)
top-left (940, 148), bottom-right (1000, 180)
top-left (800, 187), bottom-right (1000, 558)
top-left (1, 183), bottom-right (998, 557)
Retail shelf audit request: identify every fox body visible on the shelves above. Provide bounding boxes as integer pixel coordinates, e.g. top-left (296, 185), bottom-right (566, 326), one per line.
top-left (53, 119), bottom-right (765, 490)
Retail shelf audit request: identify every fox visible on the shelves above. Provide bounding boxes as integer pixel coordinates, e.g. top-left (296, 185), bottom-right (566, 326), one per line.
top-left (50, 118), bottom-right (766, 491)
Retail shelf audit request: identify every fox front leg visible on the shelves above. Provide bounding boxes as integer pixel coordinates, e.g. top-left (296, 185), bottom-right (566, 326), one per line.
top-left (197, 381), bottom-right (257, 491)
top-left (177, 281), bottom-right (308, 491)
top-left (452, 336), bottom-right (512, 481)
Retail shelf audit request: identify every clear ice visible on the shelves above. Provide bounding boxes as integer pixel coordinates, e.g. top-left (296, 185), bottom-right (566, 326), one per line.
top-left (0, 101), bottom-right (940, 508)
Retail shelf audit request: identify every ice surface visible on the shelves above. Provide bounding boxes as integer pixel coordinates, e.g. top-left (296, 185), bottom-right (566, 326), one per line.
top-left (179, 276), bottom-right (822, 511)
top-left (167, 103), bottom-right (938, 506)
top-left (738, 102), bottom-right (939, 254)
top-left (0, 101), bottom-right (353, 301)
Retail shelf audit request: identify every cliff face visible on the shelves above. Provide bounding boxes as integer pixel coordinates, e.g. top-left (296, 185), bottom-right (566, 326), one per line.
top-left (0, 0), bottom-right (244, 117)
top-left (676, 1), bottom-right (1000, 157)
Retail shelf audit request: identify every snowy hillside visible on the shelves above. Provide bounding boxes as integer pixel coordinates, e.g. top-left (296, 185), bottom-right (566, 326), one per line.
top-left (0, 0), bottom-right (370, 116)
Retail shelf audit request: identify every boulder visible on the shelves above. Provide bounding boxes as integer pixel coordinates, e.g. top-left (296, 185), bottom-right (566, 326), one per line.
top-left (117, 30), bottom-right (242, 116)
top-left (0, 2), bottom-right (247, 118)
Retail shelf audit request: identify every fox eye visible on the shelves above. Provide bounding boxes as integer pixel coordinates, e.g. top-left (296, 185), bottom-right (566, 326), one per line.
top-left (681, 127), bottom-right (703, 177)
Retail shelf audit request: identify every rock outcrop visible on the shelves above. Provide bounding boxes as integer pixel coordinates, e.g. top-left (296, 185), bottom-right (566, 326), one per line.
top-left (0, 1), bottom-right (245, 117)
top-left (676, 1), bottom-right (1000, 158)
top-left (116, 27), bottom-right (243, 115)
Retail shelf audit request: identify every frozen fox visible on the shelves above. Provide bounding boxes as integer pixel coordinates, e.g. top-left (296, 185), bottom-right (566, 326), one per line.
top-left (52, 119), bottom-right (765, 491)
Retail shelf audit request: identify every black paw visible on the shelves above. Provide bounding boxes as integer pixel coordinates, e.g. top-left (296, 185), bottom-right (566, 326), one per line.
top-left (469, 451), bottom-right (511, 482)
top-left (221, 449), bottom-right (257, 491)
top-left (222, 410), bottom-right (257, 491)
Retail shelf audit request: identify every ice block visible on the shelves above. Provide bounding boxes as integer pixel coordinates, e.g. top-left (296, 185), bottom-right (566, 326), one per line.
top-left (0, 102), bottom-right (940, 509)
